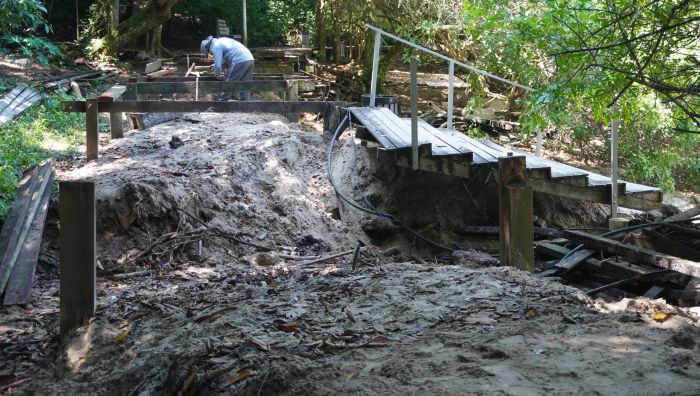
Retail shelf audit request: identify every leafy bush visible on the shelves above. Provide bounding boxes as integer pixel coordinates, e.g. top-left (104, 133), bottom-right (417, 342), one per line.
top-left (0, 92), bottom-right (84, 220)
top-left (0, 0), bottom-right (62, 64)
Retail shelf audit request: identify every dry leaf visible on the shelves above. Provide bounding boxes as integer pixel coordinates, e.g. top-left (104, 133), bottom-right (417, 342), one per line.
top-left (651, 311), bottom-right (673, 322)
top-left (222, 368), bottom-right (255, 386)
top-left (374, 323), bottom-right (385, 333)
top-left (249, 337), bottom-right (269, 351)
top-left (526, 310), bottom-right (538, 319)
top-left (274, 320), bottom-right (299, 332)
top-left (115, 330), bottom-right (129, 343)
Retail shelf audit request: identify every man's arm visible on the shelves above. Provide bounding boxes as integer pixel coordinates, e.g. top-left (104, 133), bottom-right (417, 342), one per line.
top-left (212, 46), bottom-right (223, 77)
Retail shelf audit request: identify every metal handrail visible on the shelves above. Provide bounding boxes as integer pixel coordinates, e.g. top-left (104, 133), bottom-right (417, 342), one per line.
top-left (366, 24), bottom-right (534, 93)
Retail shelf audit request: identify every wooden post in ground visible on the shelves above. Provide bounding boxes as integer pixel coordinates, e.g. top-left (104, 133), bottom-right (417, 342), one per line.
top-left (86, 98), bottom-right (99, 161)
top-left (286, 80), bottom-right (299, 122)
top-left (59, 180), bottom-right (96, 340)
top-left (109, 112), bottom-right (123, 139)
top-left (498, 154), bottom-right (534, 272)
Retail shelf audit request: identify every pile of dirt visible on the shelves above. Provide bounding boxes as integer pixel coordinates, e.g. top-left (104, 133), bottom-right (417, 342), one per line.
top-left (2, 112), bottom-right (699, 395)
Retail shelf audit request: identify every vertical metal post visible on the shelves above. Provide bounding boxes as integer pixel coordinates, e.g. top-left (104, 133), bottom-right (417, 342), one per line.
top-left (242, 0), bottom-right (248, 46)
top-left (195, 76), bottom-right (199, 101)
top-left (447, 60), bottom-right (454, 129)
top-left (535, 128), bottom-right (542, 157)
top-left (611, 116), bottom-right (619, 217)
top-left (59, 180), bottom-right (96, 339)
top-left (369, 32), bottom-right (381, 107)
top-left (410, 56), bottom-right (419, 170)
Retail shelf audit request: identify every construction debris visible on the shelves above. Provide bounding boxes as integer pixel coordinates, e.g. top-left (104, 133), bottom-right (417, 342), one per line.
top-left (0, 85), bottom-right (42, 125)
top-left (0, 160), bottom-right (54, 305)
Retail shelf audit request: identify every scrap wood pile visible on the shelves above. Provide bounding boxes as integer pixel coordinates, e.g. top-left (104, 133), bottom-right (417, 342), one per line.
top-left (538, 206), bottom-right (700, 306)
top-left (0, 161), bottom-right (54, 306)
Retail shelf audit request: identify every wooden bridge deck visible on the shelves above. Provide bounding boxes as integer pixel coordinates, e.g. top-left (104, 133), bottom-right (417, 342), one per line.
top-left (348, 107), bottom-right (662, 211)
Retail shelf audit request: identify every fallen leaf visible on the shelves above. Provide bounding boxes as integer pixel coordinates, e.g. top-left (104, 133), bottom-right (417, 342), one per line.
top-left (374, 323), bottom-right (385, 333)
top-left (115, 330), bottom-right (129, 343)
top-left (249, 337), bottom-right (269, 351)
top-left (652, 311), bottom-right (674, 322)
top-left (526, 310), bottom-right (538, 319)
top-left (274, 320), bottom-right (299, 332)
top-left (222, 368), bottom-right (255, 386)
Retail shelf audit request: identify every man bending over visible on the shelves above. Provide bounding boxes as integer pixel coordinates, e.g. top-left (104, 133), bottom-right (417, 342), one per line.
top-left (200, 36), bottom-right (255, 101)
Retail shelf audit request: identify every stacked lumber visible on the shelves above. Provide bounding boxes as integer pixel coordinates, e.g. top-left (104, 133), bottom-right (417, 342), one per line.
top-left (0, 161), bottom-right (54, 305)
top-left (0, 85), bottom-right (43, 125)
top-left (537, 208), bottom-right (700, 304)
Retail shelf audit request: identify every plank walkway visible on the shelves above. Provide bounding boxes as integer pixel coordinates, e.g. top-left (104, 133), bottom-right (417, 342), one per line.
top-left (0, 85), bottom-right (43, 125)
top-left (349, 106), bottom-right (662, 210)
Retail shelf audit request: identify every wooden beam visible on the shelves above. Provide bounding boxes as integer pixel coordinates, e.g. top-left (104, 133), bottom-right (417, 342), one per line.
top-left (499, 155), bottom-right (534, 272)
top-left (110, 112), bottom-right (124, 139)
top-left (63, 100), bottom-right (343, 114)
top-left (380, 145), bottom-right (471, 178)
top-left (131, 80), bottom-right (287, 95)
top-left (528, 176), bottom-right (661, 211)
top-left (98, 85), bottom-right (127, 103)
top-left (564, 230), bottom-right (700, 278)
top-left (59, 180), bottom-right (96, 339)
top-left (286, 80), bottom-right (299, 122)
top-left (144, 59), bottom-right (163, 74)
top-left (85, 99), bottom-right (99, 161)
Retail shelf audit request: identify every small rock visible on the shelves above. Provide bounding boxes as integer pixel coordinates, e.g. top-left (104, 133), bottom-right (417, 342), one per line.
top-left (382, 246), bottom-right (402, 257)
top-left (254, 252), bottom-right (281, 267)
top-left (169, 136), bottom-right (184, 149)
top-left (669, 332), bottom-right (697, 350)
top-left (452, 249), bottom-right (498, 267)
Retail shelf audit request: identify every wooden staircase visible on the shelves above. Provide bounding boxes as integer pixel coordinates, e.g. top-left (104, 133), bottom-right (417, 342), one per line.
top-left (348, 106), bottom-right (662, 211)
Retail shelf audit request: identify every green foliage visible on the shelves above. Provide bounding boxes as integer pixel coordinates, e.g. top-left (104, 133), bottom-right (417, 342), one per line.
top-left (175, 0), bottom-right (316, 46)
top-left (0, 92), bottom-right (84, 220)
top-left (0, 0), bottom-right (61, 64)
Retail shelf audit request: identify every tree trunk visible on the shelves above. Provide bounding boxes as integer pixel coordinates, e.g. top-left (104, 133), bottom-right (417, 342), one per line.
top-left (149, 25), bottom-right (162, 56)
top-left (361, 38), bottom-right (403, 94)
top-left (110, 0), bottom-right (120, 31)
top-left (315, 0), bottom-right (326, 62)
top-left (98, 0), bottom-right (177, 55)
top-left (331, 4), bottom-right (341, 64)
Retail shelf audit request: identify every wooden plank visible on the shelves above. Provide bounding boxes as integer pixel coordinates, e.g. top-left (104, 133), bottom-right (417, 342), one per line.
top-left (0, 85), bottom-right (25, 114)
top-left (3, 164), bottom-right (53, 305)
top-left (144, 59), bottom-right (163, 74)
top-left (98, 85), bottom-right (127, 103)
top-left (86, 99), bottom-right (99, 161)
top-left (129, 112), bottom-right (182, 129)
top-left (63, 100), bottom-right (342, 114)
top-left (0, 162), bottom-right (51, 295)
top-left (0, 87), bottom-right (42, 125)
top-left (554, 249), bottom-right (594, 271)
top-left (348, 107), bottom-right (397, 149)
top-left (146, 68), bottom-right (174, 78)
top-left (357, 107), bottom-right (411, 147)
top-left (642, 285), bottom-right (665, 298)
top-left (59, 180), bottom-right (96, 339)
top-left (564, 230), bottom-right (700, 278)
top-left (498, 155), bottom-right (534, 272)
top-left (398, 118), bottom-right (465, 156)
top-left (528, 176), bottom-right (661, 211)
top-left (0, 168), bottom-right (38, 294)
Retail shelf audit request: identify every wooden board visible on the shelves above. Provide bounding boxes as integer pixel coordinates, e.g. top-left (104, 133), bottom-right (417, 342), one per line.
top-left (63, 100), bottom-right (342, 114)
top-left (3, 174), bottom-right (52, 305)
top-left (144, 59), bottom-right (163, 74)
top-left (0, 168), bottom-right (38, 293)
top-left (0, 86), bottom-right (42, 125)
top-left (564, 230), bottom-right (700, 278)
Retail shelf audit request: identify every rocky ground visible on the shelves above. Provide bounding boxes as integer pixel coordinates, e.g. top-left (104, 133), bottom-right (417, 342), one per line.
top-left (1, 112), bottom-right (699, 395)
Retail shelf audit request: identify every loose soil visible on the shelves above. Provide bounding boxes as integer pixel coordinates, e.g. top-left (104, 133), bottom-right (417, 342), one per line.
top-left (1, 112), bottom-right (699, 395)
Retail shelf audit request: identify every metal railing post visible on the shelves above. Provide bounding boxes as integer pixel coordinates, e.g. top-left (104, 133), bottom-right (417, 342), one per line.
top-left (535, 128), bottom-right (542, 157)
top-left (447, 60), bottom-right (455, 129)
top-left (369, 31), bottom-right (381, 107)
top-left (410, 56), bottom-right (418, 170)
top-left (610, 117), bottom-right (619, 217)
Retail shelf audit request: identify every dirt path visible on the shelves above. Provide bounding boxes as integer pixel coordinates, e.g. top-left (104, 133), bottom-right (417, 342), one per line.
top-left (2, 113), bottom-right (699, 395)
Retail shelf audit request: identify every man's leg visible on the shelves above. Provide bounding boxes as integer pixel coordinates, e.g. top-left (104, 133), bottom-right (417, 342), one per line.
top-left (224, 60), bottom-right (255, 101)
